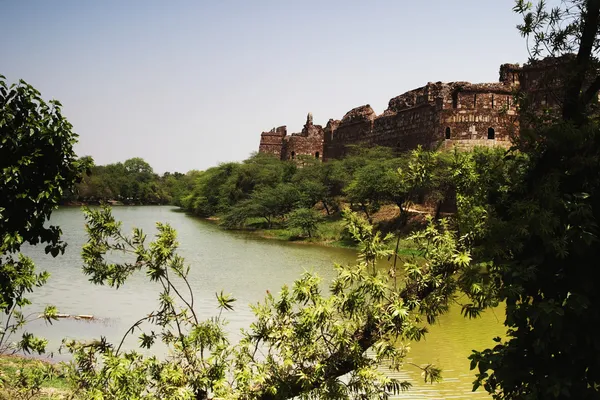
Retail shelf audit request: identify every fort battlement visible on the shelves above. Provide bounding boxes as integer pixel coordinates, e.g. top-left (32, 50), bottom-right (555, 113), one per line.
top-left (258, 56), bottom-right (571, 161)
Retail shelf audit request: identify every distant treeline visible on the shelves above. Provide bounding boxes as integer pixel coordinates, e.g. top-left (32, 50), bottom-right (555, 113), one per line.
top-left (64, 156), bottom-right (199, 205)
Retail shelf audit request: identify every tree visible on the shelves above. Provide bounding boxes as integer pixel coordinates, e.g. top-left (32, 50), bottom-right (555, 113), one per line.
top-left (465, 2), bottom-right (600, 398)
top-left (184, 164), bottom-right (239, 216)
top-left (468, 121), bottom-right (600, 399)
top-left (217, 155), bottom-right (294, 210)
top-left (286, 208), bottom-right (322, 238)
top-left (63, 206), bottom-right (477, 399)
top-left (345, 162), bottom-right (398, 222)
top-left (247, 183), bottom-right (299, 227)
top-left (0, 75), bottom-right (87, 354)
top-left (514, 0), bottom-right (600, 122)
top-left (123, 157), bottom-right (153, 175)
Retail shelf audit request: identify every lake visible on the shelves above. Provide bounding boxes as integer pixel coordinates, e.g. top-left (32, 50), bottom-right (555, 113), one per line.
top-left (22, 206), bottom-right (504, 399)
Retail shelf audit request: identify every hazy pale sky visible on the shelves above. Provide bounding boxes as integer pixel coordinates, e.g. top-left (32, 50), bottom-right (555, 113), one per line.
top-left (2, 0), bottom-right (532, 173)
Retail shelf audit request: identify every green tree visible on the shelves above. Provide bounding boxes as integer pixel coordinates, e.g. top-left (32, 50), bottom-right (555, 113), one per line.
top-left (292, 163), bottom-right (328, 210)
top-left (0, 75), bottom-right (87, 354)
top-left (286, 208), bottom-right (322, 238)
top-left (514, 0), bottom-right (600, 122)
top-left (465, 2), bottom-right (600, 398)
top-left (230, 183), bottom-right (299, 228)
top-left (123, 157), bottom-right (154, 175)
top-left (468, 121), bottom-right (600, 399)
top-left (184, 164), bottom-right (239, 216)
top-left (345, 162), bottom-right (395, 222)
top-left (217, 155), bottom-right (294, 210)
top-left (63, 206), bottom-right (477, 399)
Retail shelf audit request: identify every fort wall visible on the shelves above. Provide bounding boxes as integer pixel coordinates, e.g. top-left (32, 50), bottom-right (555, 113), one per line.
top-left (257, 56), bottom-right (574, 161)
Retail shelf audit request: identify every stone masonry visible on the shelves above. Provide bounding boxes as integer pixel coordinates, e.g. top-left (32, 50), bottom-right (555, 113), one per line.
top-left (258, 56), bottom-right (572, 161)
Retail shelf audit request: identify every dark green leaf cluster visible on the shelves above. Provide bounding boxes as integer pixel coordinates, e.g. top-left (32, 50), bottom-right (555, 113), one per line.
top-left (467, 121), bottom-right (600, 399)
top-left (1, 75), bottom-right (87, 256)
top-left (1, 75), bottom-right (83, 356)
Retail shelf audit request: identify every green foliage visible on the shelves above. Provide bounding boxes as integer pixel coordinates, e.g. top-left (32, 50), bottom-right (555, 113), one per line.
top-left (1, 75), bottom-right (85, 355)
top-left (286, 208), bottom-right (322, 238)
top-left (466, 121), bottom-right (600, 399)
top-left (222, 182), bottom-right (300, 229)
top-left (513, 0), bottom-right (600, 122)
top-left (0, 356), bottom-right (65, 400)
top-left (60, 206), bottom-right (481, 399)
top-left (71, 157), bottom-right (190, 205)
top-left (457, 4), bottom-right (600, 398)
top-left (345, 162), bottom-right (391, 221)
top-left (181, 145), bottom-right (454, 245)
top-left (1, 76), bottom-right (88, 256)
top-left (514, 0), bottom-right (594, 59)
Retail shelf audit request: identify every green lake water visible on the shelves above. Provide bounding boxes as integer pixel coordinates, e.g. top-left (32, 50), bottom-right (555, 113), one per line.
top-left (22, 206), bottom-right (504, 399)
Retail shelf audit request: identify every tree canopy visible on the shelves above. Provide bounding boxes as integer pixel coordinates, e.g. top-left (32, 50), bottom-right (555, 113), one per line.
top-left (0, 75), bottom-right (87, 355)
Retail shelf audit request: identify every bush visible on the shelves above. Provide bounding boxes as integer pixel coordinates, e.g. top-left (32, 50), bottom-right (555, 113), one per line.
top-left (286, 208), bottom-right (322, 238)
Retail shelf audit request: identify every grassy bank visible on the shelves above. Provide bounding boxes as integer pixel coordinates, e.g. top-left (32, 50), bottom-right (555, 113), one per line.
top-left (202, 204), bottom-right (427, 255)
top-left (0, 355), bottom-right (68, 400)
top-left (245, 215), bottom-right (355, 248)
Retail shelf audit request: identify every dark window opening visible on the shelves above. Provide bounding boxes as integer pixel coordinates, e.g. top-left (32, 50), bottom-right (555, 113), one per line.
top-left (452, 92), bottom-right (458, 109)
top-left (445, 127), bottom-right (451, 140)
top-left (315, 152), bottom-right (320, 159)
top-left (491, 95), bottom-right (495, 109)
top-left (473, 94), bottom-right (477, 108)
top-left (291, 151), bottom-right (296, 159)
top-left (488, 127), bottom-right (495, 140)
top-left (507, 96), bottom-right (511, 108)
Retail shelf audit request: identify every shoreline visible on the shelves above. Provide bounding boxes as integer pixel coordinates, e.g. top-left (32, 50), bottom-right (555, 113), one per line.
top-left (197, 214), bottom-right (358, 250)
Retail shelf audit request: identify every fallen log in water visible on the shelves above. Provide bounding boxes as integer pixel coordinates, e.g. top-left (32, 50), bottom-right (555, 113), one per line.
top-left (46, 314), bottom-right (97, 321)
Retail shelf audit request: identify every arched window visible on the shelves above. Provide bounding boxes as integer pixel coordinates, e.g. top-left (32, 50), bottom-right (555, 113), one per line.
top-left (291, 151), bottom-right (296, 159)
top-left (452, 92), bottom-right (458, 109)
top-left (445, 127), bottom-right (451, 140)
top-left (487, 127), bottom-right (495, 140)
top-left (315, 152), bottom-right (320, 159)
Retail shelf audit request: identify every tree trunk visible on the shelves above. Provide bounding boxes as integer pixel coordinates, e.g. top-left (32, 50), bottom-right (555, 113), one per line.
top-left (434, 200), bottom-right (443, 220)
top-left (322, 200), bottom-right (330, 216)
top-left (562, 0), bottom-right (600, 123)
top-left (361, 203), bottom-right (371, 224)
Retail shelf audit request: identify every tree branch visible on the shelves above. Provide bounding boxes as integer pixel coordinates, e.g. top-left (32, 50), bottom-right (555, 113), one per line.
top-left (255, 317), bottom-right (379, 400)
top-left (562, 0), bottom-right (600, 121)
top-left (251, 261), bottom-right (459, 400)
top-left (582, 73), bottom-right (600, 105)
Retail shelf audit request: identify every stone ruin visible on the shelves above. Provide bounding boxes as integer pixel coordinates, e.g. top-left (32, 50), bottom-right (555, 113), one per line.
top-left (258, 56), bottom-right (575, 161)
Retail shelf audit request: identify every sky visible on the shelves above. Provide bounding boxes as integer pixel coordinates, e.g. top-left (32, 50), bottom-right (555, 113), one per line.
top-left (2, 0), bottom-right (533, 173)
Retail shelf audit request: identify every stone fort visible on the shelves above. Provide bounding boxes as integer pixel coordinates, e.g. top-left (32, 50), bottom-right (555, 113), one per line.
top-left (258, 57), bottom-right (566, 161)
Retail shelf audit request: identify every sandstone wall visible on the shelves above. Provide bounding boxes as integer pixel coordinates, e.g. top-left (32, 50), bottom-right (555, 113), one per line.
top-left (324, 105), bottom-right (375, 158)
top-left (441, 138), bottom-right (511, 151)
top-left (323, 119), bottom-right (341, 161)
top-left (373, 104), bottom-right (439, 151)
top-left (258, 126), bottom-right (287, 158)
top-left (283, 128), bottom-right (324, 160)
top-left (441, 108), bottom-right (518, 142)
top-left (280, 114), bottom-right (325, 161)
top-left (257, 56), bottom-right (574, 160)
